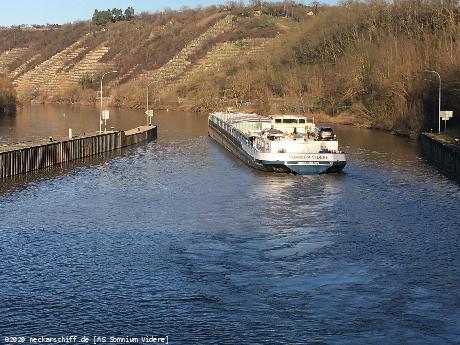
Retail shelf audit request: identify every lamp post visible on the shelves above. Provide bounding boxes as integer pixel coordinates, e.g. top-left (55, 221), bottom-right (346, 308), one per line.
top-left (146, 81), bottom-right (154, 126)
top-left (425, 70), bottom-right (441, 134)
top-left (100, 70), bottom-right (117, 133)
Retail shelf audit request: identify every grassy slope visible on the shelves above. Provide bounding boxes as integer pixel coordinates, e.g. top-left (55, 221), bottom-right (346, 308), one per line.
top-left (173, 1), bottom-right (460, 134)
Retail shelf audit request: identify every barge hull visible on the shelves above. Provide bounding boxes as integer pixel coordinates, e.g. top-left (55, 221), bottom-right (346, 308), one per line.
top-left (209, 120), bottom-right (346, 174)
top-left (208, 120), bottom-right (290, 173)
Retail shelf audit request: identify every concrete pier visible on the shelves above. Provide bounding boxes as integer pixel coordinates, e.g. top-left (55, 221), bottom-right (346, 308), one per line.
top-left (0, 125), bottom-right (157, 178)
top-left (420, 132), bottom-right (460, 183)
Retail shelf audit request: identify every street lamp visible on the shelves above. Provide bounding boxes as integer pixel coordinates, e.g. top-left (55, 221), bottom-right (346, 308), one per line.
top-left (425, 70), bottom-right (441, 134)
top-left (146, 80), bottom-right (154, 126)
top-left (100, 70), bottom-right (117, 133)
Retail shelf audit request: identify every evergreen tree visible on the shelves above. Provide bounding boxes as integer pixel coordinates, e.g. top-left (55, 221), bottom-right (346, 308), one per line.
top-left (124, 7), bottom-right (135, 21)
top-left (111, 8), bottom-right (123, 22)
top-left (92, 7), bottom-right (135, 25)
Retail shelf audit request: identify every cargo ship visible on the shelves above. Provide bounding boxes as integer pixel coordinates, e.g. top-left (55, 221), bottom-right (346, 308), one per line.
top-left (208, 112), bottom-right (346, 175)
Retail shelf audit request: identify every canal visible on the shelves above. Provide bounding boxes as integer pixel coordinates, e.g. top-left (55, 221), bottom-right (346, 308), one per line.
top-left (0, 105), bottom-right (459, 344)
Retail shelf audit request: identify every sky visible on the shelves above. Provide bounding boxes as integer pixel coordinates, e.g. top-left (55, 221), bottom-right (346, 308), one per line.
top-left (0, 0), bottom-right (233, 26)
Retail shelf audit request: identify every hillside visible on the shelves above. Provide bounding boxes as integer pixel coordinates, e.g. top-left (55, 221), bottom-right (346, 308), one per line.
top-left (0, 1), bottom-right (459, 134)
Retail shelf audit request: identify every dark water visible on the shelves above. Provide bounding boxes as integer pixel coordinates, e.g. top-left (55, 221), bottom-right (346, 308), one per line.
top-left (0, 106), bottom-right (459, 344)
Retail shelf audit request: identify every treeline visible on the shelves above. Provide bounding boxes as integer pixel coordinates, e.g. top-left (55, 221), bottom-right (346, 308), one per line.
top-left (0, 76), bottom-right (16, 116)
top-left (231, 0), bottom-right (317, 21)
top-left (92, 8), bottom-right (135, 25)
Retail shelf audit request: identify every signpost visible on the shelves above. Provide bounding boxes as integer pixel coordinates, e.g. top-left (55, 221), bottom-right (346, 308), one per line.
top-left (145, 110), bottom-right (153, 125)
top-left (146, 81), bottom-right (155, 126)
top-left (102, 110), bottom-right (110, 132)
top-left (440, 110), bottom-right (453, 130)
top-left (440, 110), bottom-right (453, 120)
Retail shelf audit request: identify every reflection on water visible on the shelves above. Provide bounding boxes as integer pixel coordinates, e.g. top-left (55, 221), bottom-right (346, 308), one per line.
top-left (334, 124), bottom-right (422, 170)
top-left (0, 104), bottom-right (148, 144)
top-left (0, 106), bottom-right (459, 344)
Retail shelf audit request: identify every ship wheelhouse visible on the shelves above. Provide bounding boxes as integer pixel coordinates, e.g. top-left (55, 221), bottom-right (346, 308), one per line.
top-left (270, 115), bottom-right (316, 135)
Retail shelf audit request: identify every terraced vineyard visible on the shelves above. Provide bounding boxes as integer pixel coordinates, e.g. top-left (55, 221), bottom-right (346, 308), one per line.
top-left (64, 45), bottom-right (115, 85)
top-left (175, 37), bottom-right (281, 86)
top-left (12, 35), bottom-right (115, 96)
top-left (0, 7), bottom-right (300, 109)
top-left (13, 36), bottom-right (89, 94)
top-left (137, 15), bottom-right (237, 87)
top-left (0, 48), bottom-right (29, 75)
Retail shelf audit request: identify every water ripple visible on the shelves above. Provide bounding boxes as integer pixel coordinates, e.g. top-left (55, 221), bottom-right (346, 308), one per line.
top-left (0, 113), bottom-right (459, 343)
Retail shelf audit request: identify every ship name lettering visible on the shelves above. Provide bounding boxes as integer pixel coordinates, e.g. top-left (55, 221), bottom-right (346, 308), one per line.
top-left (288, 155), bottom-right (328, 160)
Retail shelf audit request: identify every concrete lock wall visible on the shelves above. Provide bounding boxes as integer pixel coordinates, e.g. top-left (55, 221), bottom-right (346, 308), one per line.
top-left (420, 133), bottom-right (460, 183)
top-left (0, 126), bottom-right (157, 179)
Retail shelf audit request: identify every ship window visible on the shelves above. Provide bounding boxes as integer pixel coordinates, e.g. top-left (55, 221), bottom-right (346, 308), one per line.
top-left (275, 119), bottom-right (282, 123)
top-left (282, 119), bottom-right (297, 123)
top-left (298, 119), bottom-right (306, 123)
